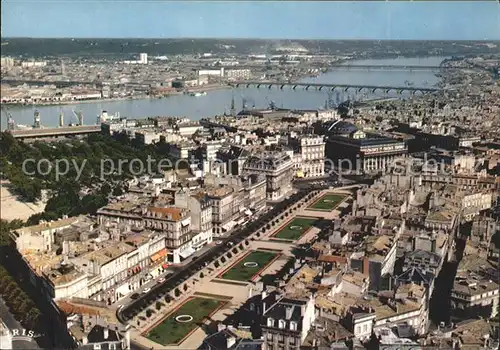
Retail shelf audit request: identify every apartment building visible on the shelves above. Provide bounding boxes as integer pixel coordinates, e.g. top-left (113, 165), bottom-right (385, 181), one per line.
top-left (41, 263), bottom-right (88, 300)
top-left (78, 241), bottom-right (135, 304)
top-left (122, 230), bottom-right (168, 291)
top-left (261, 291), bottom-right (316, 350)
top-left (10, 217), bottom-right (172, 304)
top-left (96, 200), bottom-right (147, 228)
top-left (169, 141), bottom-right (196, 160)
top-left (143, 206), bottom-right (193, 263)
top-left (206, 185), bottom-right (240, 235)
top-left (288, 134), bottom-right (325, 178)
top-left (243, 152), bottom-right (294, 201)
top-left (174, 189), bottom-right (214, 250)
top-left (204, 173), bottom-right (267, 213)
top-left (371, 283), bottom-right (429, 336)
top-left (451, 254), bottom-right (499, 319)
top-left (350, 234), bottom-right (398, 291)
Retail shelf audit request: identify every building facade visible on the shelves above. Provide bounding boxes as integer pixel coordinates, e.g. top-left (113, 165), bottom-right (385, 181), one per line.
top-left (243, 152), bottom-right (294, 201)
top-left (326, 122), bottom-right (407, 174)
top-left (289, 135), bottom-right (326, 178)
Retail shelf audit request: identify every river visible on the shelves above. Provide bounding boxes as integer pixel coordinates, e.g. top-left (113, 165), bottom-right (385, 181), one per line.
top-left (1, 56), bottom-right (446, 129)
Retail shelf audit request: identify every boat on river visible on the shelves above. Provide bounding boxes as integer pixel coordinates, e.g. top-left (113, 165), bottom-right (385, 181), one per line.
top-left (189, 91), bottom-right (207, 97)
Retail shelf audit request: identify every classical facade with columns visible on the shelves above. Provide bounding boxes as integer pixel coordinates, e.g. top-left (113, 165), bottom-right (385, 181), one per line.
top-left (325, 121), bottom-right (407, 174)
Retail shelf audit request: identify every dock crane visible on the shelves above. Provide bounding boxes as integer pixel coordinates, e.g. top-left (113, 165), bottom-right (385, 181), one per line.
top-left (71, 110), bottom-right (83, 126)
top-left (2, 105), bottom-right (15, 131)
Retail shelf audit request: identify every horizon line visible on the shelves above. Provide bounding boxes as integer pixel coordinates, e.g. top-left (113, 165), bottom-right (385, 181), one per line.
top-left (2, 37), bottom-right (500, 42)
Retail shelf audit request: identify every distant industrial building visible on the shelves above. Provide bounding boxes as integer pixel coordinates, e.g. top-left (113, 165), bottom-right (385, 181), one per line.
top-left (124, 53), bottom-right (148, 65)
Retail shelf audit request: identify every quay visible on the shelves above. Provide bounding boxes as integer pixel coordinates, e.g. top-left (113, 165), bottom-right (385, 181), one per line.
top-left (8, 125), bottom-right (101, 140)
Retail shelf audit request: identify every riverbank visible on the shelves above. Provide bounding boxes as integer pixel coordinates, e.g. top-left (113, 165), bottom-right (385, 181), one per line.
top-left (1, 56), bottom-right (446, 129)
top-left (2, 84), bottom-right (232, 108)
top-left (1, 95), bottom-right (150, 108)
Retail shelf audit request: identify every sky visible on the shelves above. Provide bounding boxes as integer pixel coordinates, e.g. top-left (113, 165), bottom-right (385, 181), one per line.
top-left (1, 1), bottom-right (499, 40)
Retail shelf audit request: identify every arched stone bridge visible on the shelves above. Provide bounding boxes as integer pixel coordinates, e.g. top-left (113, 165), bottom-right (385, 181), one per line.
top-left (229, 81), bottom-right (440, 95)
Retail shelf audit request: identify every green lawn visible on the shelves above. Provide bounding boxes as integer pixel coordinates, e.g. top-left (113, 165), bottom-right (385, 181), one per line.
top-left (220, 251), bottom-right (278, 281)
top-left (146, 297), bottom-right (223, 345)
top-left (273, 217), bottom-right (317, 240)
top-left (308, 194), bottom-right (346, 211)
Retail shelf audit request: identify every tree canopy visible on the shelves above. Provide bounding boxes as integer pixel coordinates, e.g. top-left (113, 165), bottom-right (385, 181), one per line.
top-left (0, 132), bottom-right (175, 224)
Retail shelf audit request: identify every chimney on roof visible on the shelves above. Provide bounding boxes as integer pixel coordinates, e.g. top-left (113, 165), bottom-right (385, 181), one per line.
top-left (103, 327), bottom-right (109, 340)
top-left (62, 240), bottom-right (70, 256)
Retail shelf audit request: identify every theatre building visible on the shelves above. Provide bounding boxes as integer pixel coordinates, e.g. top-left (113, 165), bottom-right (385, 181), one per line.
top-left (326, 121), bottom-right (407, 173)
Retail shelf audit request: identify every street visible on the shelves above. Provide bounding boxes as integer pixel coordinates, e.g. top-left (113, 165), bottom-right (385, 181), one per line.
top-left (113, 242), bottom-right (216, 309)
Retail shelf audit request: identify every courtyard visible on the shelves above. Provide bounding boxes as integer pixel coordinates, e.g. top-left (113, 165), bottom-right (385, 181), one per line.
top-left (307, 193), bottom-right (347, 211)
top-left (272, 217), bottom-right (318, 240)
top-left (219, 250), bottom-right (279, 281)
top-left (144, 297), bottom-right (224, 346)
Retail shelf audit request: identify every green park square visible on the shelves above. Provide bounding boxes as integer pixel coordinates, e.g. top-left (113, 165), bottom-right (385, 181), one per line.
top-left (220, 251), bottom-right (278, 281)
top-left (146, 297), bottom-right (223, 345)
top-left (273, 217), bottom-right (317, 240)
top-left (308, 194), bottom-right (346, 211)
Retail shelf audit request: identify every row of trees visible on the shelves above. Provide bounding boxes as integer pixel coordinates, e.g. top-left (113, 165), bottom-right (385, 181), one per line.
top-left (26, 187), bottom-right (109, 225)
top-left (0, 219), bottom-right (24, 246)
top-left (1, 132), bottom-right (166, 200)
top-left (0, 265), bottom-right (42, 331)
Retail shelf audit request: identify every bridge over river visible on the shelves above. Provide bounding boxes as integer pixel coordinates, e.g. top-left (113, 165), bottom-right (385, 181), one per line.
top-left (229, 81), bottom-right (440, 94)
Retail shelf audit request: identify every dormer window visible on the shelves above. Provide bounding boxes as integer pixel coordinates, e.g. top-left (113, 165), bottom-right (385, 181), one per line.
top-left (267, 318), bottom-right (274, 327)
top-left (290, 321), bottom-right (298, 331)
top-left (278, 319), bottom-right (286, 329)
